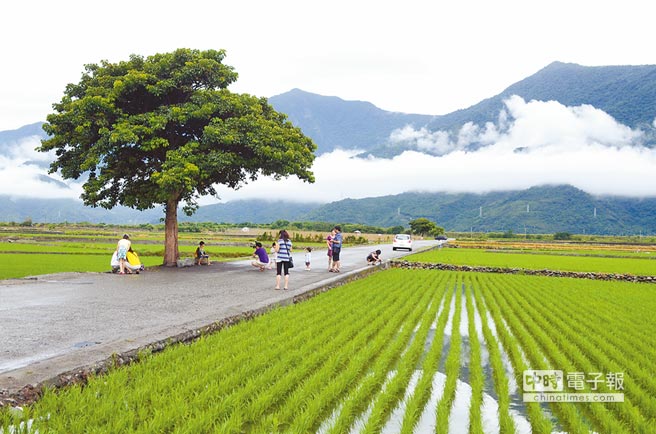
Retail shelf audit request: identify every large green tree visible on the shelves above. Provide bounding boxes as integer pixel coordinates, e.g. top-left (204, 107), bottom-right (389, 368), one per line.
top-left (39, 49), bottom-right (316, 266)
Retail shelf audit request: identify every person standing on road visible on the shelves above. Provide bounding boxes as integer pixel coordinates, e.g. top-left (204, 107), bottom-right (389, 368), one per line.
top-left (329, 225), bottom-right (342, 272)
top-left (304, 246), bottom-right (312, 271)
top-left (116, 234), bottom-right (131, 275)
top-left (326, 229), bottom-right (334, 271)
top-left (275, 230), bottom-right (292, 290)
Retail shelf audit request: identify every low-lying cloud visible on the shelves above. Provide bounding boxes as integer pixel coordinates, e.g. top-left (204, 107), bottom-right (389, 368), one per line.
top-left (212, 96), bottom-right (656, 202)
top-left (0, 136), bottom-right (83, 199)
top-left (3, 96), bottom-right (655, 205)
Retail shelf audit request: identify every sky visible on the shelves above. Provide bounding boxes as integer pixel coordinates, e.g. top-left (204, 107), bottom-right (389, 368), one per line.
top-left (2, 0), bottom-right (656, 203)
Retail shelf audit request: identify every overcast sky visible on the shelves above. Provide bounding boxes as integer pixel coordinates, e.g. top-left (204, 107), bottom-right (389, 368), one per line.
top-left (2, 0), bottom-right (656, 202)
top-left (3, 0), bottom-right (656, 130)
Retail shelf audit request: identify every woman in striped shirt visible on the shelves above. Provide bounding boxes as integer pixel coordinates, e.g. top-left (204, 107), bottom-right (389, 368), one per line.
top-left (274, 229), bottom-right (293, 290)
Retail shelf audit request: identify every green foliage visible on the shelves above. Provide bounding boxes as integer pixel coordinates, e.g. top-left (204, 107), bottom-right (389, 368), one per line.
top-left (408, 217), bottom-right (442, 237)
top-left (554, 231), bottom-right (572, 240)
top-left (39, 48), bottom-right (317, 263)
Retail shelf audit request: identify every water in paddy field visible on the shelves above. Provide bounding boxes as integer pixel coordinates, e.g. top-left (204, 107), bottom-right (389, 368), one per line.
top-left (317, 281), bottom-right (579, 433)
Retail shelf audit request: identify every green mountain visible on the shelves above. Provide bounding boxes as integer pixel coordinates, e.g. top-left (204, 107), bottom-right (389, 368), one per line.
top-left (268, 88), bottom-right (433, 155)
top-left (179, 200), bottom-right (321, 224)
top-left (304, 185), bottom-right (656, 235)
top-left (0, 196), bottom-right (315, 226)
top-left (2, 186), bottom-right (655, 235)
top-left (0, 196), bottom-right (163, 225)
top-left (269, 62), bottom-right (656, 156)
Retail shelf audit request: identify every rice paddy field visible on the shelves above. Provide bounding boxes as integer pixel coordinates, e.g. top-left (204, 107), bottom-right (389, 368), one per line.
top-left (0, 228), bottom-right (257, 280)
top-left (2, 267), bottom-right (655, 433)
top-left (406, 246), bottom-right (656, 275)
top-left (2, 229), bottom-right (655, 433)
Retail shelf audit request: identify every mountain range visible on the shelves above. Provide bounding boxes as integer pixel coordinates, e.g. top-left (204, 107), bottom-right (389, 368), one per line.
top-left (1, 61), bottom-right (655, 234)
top-left (2, 184), bottom-right (655, 235)
top-left (268, 61), bottom-right (656, 157)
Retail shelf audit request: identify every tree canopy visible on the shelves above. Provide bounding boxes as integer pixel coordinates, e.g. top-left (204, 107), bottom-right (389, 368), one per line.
top-left (409, 217), bottom-right (443, 237)
top-left (39, 48), bottom-right (316, 265)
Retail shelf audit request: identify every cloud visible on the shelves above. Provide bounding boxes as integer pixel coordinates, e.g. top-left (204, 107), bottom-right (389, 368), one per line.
top-left (4, 96), bottom-right (656, 205)
top-left (212, 96), bottom-right (656, 202)
top-left (0, 136), bottom-right (83, 199)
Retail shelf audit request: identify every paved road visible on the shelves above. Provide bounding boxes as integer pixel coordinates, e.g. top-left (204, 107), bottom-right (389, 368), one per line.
top-left (0, 240), bottom-right (438, 393)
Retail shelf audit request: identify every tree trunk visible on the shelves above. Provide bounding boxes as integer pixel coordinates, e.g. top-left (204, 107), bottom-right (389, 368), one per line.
top-left (163, 197), bottom-right (180, 267)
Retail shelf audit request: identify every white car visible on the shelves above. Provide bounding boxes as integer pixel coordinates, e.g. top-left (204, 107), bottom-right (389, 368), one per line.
top-left (392, 234), bottom-right (412, 251)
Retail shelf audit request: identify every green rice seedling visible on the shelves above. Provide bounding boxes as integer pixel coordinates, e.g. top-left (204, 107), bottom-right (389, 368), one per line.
top-left (435, 279), bottom-right (464, 434)
top-left (478, 277), bottom-right (554, 434)
top-left (486, 276), bottom-right (614, 433)
top-left (515, 276), bottom-right (656, 414)
top-left (470, 276), bottom-right (516, 434)
top-left (284, 273), bottom-right (440, 431)
top-left (399, 282), bottom-right (456, 434)
top-left (359, 283), bottom-right (445, 433)
top-left (237, 270), bottom-right (431, 432)
top-left (464, 281), bottom-right (484, 434)
top-left (499, 275), bottom-right (654, 432)
top-left (325, 271), bottom-right (448, 434)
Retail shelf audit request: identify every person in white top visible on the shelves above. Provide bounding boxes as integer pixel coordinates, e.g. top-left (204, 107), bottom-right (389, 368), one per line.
top-left (116, 234), bottom-right (131, 275)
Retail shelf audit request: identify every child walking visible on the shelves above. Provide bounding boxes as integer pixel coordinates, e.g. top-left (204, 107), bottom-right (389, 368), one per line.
top-left (305, 246), bottom-right (313, 271)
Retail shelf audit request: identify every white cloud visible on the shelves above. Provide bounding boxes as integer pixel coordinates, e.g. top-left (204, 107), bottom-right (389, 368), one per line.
top-left (211, 96), bottom-right (656, 202)
top-left (4, 96), bottom-right (656, 205)
top-left (0, 136), bottom-right (83, 199)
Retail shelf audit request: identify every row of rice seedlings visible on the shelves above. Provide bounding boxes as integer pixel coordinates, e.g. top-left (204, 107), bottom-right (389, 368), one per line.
top-left (476, 276), bottom-right (554, 433)
top-left (169, 292), bottom-right (354, 409)
top-left (325, 272), bottom-right (457, 434)
top-left (398, 280), bottom-right (456, 433)
top-left (256, 276), bottom-right (437, 434)
top-left (486, 276), bottom-right (619, 432)
top-left (469, 275), bottom-right (516, 433)
top-left (205, 282), bottom-right (398, 426)
top-left (435, 278), bottom-right (464, 433)
top-left (502, 276), bottom-right (656, 430)
top-left (561, 281), bottom-right (656, 363)
top-left (464, 280), bottom-right (484, 433)
top-left (109, 286), bottom-right (360, 429)
top-left (516, 276), bottom-right (656, 401)
top-left (578, 283), bottom-right (656, 346)
top-left (209, 307), bottom-right (381, 430)
top-left (358, 276), bottom-right (448, 433)
top-left (223, 274), bottom-right (421, 432)
top-left (486, 275), bottom-right (598, 433)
